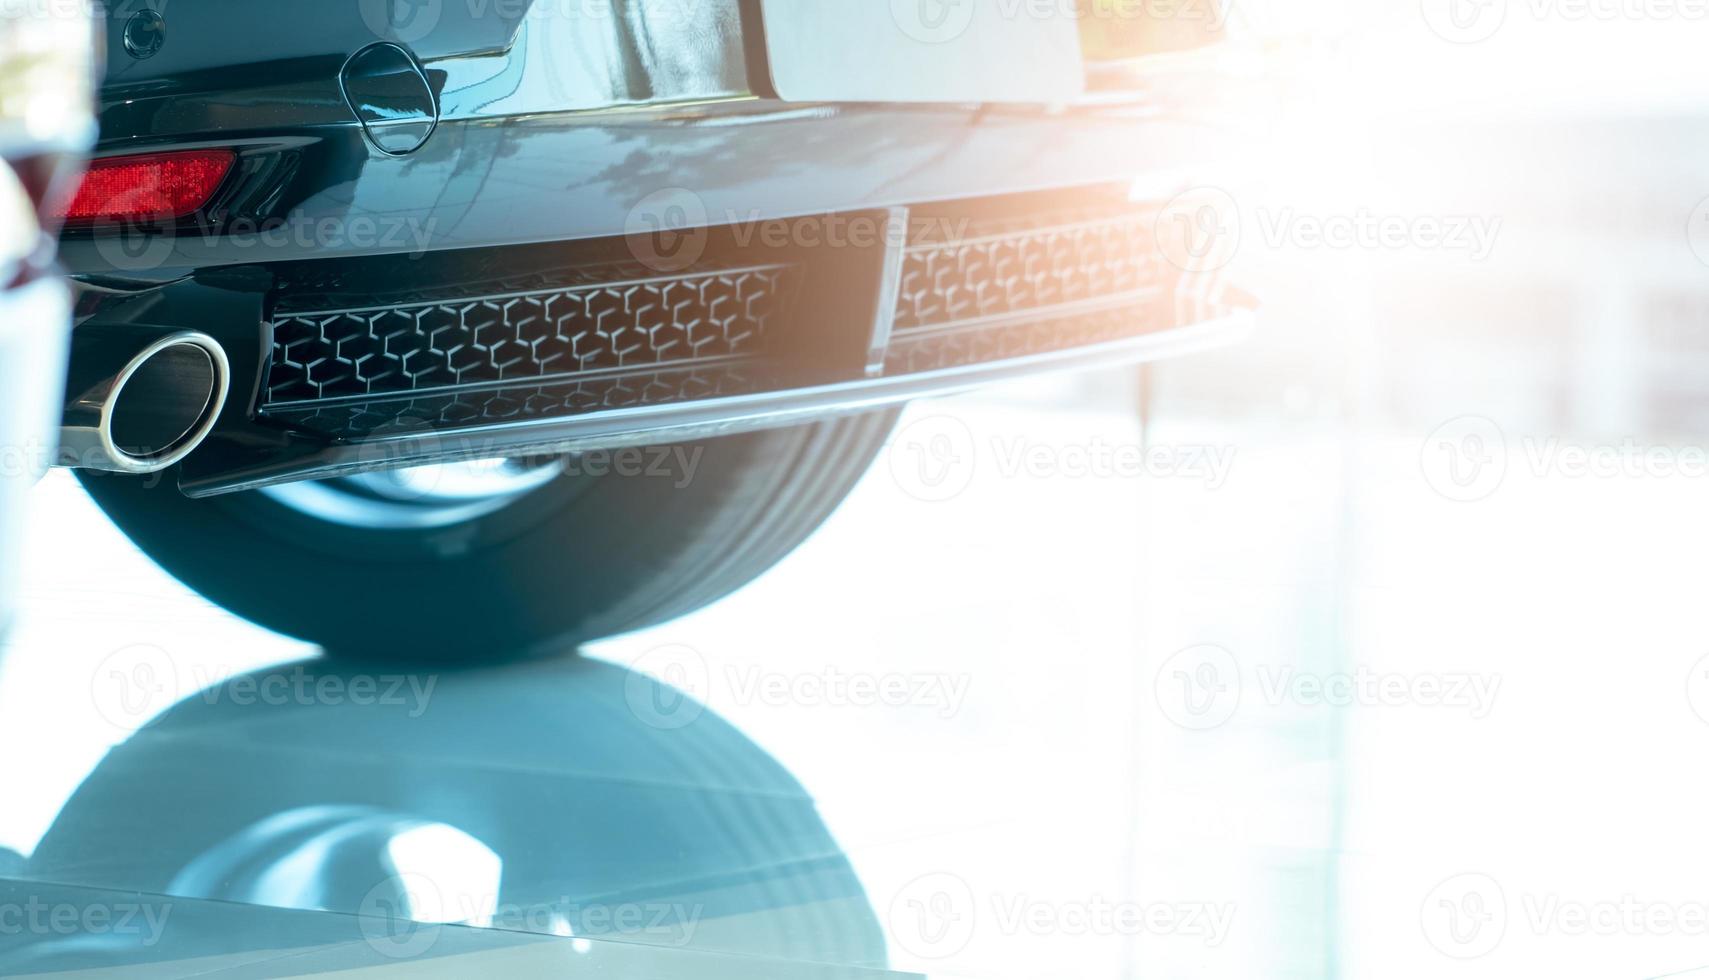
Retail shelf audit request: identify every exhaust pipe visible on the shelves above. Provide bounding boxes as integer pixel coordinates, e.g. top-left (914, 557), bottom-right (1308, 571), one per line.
top-left (58, 327), bottom-right (230, 475)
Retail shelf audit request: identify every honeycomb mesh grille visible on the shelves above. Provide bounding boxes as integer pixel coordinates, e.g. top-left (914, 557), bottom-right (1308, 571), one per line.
top-left (885, 302), bottom-right (1162, 375)
top-left (261, 363), bottom-right (778, 442)
top-left (253, 199), bottom-right (1214, 443)
top-left (892, 210), bottom-right (1169, 334)
top-left (260, 264), bottom-right (796, 409)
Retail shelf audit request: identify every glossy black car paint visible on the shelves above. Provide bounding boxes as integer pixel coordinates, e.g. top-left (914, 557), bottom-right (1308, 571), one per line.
top-left (65, 1), bottom-right (1242, 496)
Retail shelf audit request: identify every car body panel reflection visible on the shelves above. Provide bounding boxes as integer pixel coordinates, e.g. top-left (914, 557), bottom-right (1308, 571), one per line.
top-left (20, 655), bottom-right (889, 970)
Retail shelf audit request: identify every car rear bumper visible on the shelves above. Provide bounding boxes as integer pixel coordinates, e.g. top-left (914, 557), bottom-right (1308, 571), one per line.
top-left (61, 4), bottom-right (1250, 496)
top-left (70, 184), bottom-right (1253, 497)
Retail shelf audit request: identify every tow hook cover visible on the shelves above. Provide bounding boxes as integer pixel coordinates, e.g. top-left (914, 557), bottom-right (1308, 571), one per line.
top-left (340, 43), bottom-right (438, 156)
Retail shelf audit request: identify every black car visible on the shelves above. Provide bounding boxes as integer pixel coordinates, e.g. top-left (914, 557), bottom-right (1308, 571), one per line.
top-left (52, 1), bottom-right (1251, 659)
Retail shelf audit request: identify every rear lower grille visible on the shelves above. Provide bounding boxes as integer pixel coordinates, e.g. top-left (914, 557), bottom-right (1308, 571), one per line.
top-left (255, 193), bottom-right (1233, 443)
top-left (261, 263), bottom-right (794, 416)
top-left (893, 211), bottom-right (1166, 333)
top-left (886, 301), bottom-right (1167, 375)
top-left (886, 208), bottom-right (1174, 372)
top-left (263, 362), bottom-right (777, 441)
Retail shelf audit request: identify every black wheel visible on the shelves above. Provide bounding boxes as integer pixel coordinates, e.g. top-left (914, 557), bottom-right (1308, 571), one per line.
top-left (77, 411), bottom-right (899, 660)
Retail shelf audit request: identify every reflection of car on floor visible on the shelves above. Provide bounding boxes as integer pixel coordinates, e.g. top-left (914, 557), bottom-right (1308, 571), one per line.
top-left (53, 2), bottom-right (1250, 660)
top-left (0, 0), bottom-right (95, 638)
top-left (12, 656), bottom-right (891, 974)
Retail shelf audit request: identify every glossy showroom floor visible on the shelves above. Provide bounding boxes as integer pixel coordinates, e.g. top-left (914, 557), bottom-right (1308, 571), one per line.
top-left (8, 338), bottom-right (1709, 978)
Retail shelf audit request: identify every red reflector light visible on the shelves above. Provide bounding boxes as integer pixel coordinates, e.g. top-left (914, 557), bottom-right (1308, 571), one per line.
top-left (57, 150), bottom-right (236, 225)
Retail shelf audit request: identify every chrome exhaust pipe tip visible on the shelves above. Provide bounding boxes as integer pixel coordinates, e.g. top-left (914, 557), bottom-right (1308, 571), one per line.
top-left (59, 330), bottom-right (229, 475)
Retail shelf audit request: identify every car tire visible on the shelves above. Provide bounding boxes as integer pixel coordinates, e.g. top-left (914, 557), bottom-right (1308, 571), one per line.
top-left (76, 410), bottom-right (899, 661)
